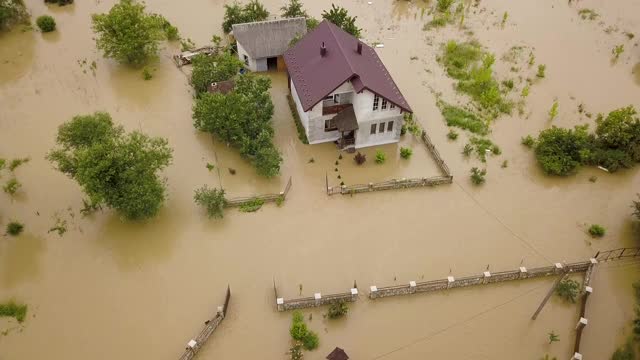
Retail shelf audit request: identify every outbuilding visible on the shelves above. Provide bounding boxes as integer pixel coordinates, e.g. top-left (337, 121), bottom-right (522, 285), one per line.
top-left (232, 17), bottom-right (307, 72)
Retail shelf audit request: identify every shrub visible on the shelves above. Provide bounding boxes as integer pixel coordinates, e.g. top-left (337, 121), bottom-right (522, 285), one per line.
top-left (290, 321), bottom-right (308, 341)
top-left (578, 8), bottom-right (598, 20)
top-left (222, 0), bottom-right (269, 33)
top-left (534, 125), bottom-right (593, 176)
top-left (290, 310), bottom-right (319, 350)
top-left (6, 221), bottom-right (24, 236)
top-left (549, 101), bottom-right (559, 120)
top-left (612, 45), bottom-right (624, 60)
top-left (327, 301), bottom-right (349, 319)
top-left (521, 135), bottom-right (536, 148)
top-left (194, 186), bottom-right (226, 219)
top-left (3, 178), bottom-right (21, 195)
top-left (354, 152), bottom-right (366, 165)
top-left (588, 224), bottom-right (605, 237)
top-left (0, 301), bottom-right (27, 323)
top-left (612, 343), bottom-right (635, 360)
top-left (0, 158), bottom-right (5, 170)
top-left (322, 4), bottom-right (361, 37)
top-left (239, 198), bottom-right (265, 213)
top-left (469, 137), bottom-right (499, 162)
top-left (594, 106), bottom-right (640, 164)
top-left (302, 330), bottom-right (319, 350)
top-left (375, 150), bottom-right (386, 164)
top-left (47, 112), bottom-right (172, 221)
top-left (462, 143), bottom-right (473, 156)
top-left (142, 66), bottom-right (153, 80)
top-left (501, 79), bottom-right (514, 90)
top-left (400, 147), bottom-right (413, 159)
top-left (8, 157), bottom-right (29, 171)
top-left (470, 167), bottom-right (486, 185)
top-left (447, 129), bottom-right (459, 140)
top-left (0, 0), bottom-right (28, 31)
top-left (439, 102), bottom-right (489, 135)
top-left (556, 279), bottom-right (580, 303)
top-left (191, 52), bottom-right (243, 95)
top-left (536, 64), bottom-right (546, 78)
top-left (521, 85), bottom-right (530, 98)
top-left (436, 0), bottom-right (454, 12)
top-left (36, 15), bottom-right (56, 32)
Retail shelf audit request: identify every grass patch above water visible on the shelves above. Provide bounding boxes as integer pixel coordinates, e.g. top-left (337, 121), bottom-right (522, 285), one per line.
top-left (438, 102), bottom-right (489, 135)
top-left (239, 198), bottom-right (265, 213)
top-left (0, 301), bottom-right (28, 323)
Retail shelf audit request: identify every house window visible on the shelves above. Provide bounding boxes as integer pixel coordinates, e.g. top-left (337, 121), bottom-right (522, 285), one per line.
top-left (381, 99), bottom-right (388, 110)
top-left (379, 122), bottom-right (385, 133)
top-left (243, 55), bottom-right (249, 66)
top-left (387, 121), bottom-right (394, 132)
top-left (370, 123), bottom-right (377, 134)
top-left (325, 118), bottom-right (337, 131)
top-left (373, 94), bottom-right (380, 111)
top-left (390, 103), bottom-right (396, 110)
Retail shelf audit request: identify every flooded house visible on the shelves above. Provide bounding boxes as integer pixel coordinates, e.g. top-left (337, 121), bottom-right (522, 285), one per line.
top-left (284, 20), bottom-right (413, 150)
top-left (232, 17), bottom-right (307, 72)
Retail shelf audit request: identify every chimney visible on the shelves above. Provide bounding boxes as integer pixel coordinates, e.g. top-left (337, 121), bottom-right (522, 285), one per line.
top-left (357, 41), bottom-right (362, 54)
top-left (320, 42), bottom-right (326, 57)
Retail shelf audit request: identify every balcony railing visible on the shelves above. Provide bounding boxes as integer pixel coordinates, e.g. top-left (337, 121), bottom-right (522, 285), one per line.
top-left (322, 103), bottom-right (352, 116)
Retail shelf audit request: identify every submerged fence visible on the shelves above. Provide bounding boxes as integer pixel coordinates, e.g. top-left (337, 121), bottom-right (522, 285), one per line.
top-left (225, 177), bottom-right (292, 207)
top-left (595, 247), bottom-right (640, 262)
top-left (326, 129), bottom-right (453, 196)
top-left (273, 281), bottom-right (359, 312)
top-left (178, 286), bottom-right (231, 360)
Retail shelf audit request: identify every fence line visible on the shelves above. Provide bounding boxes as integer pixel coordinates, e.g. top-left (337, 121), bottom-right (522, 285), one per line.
top-left (369, 261), bottom-right (594, 300)
top-left (420, 130), bottom-right (451, 177)
top-left (178, 286), bottom-right (231, 360)
top-left (225, 176), bottom-right (292, 207)
top-left (573, 263), bottom-right (596, 359)
top-left (595, 247), bottom-right (640, 262)
top-left (274, 282), bottom-right (359, 311)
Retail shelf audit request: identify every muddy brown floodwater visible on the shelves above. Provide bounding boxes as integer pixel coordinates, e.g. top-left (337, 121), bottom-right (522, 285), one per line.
top-left (1, 0), bottom-right (639, 359)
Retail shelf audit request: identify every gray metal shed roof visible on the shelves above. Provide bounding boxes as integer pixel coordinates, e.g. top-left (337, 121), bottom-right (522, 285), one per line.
top-left (232, 17), bottom-right (307, 59)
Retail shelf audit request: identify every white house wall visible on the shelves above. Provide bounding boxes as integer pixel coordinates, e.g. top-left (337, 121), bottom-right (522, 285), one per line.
top-left (236, 41), bottom-right (258, 72)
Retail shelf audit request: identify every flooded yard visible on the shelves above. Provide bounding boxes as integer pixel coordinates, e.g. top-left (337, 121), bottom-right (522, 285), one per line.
top-left (1, 0), bottom-right (639, 359)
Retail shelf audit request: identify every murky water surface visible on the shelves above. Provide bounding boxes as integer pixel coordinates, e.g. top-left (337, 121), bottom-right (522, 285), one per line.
top-left (1, 0), bottom-right (639, 359)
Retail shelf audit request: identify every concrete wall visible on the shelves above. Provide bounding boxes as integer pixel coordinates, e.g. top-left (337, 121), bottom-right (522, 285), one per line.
top-left (352, 89), bottom-right (403, 148)
top-left (276, 290), bottom-right (358, 311)
top-left (237, 41), bottom-right (268, 72)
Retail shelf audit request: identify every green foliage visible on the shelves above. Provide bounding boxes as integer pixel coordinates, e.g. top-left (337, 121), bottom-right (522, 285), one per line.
top-left (194, 186), bottom-right (226, 219)
top-left (281, 0), bottom-right (307, 18)
top-left (142, 66), bottom-right (153, 80)
top-left (436, 0), bottom-right (454, 12)
top-left (591, 106), bottom-right (640, 171)
top-left (439, 102), bottom-right (488, 135)
top-left (400, 147), bottom-right (413, 159)
top-left (193, 74), bottom-right (281, 177)
top-left (536, 64), bottom-right (546, 78)
top-left (354, 152), bottom-right (366, 165)
top-left (468, 137), bottom-right (500, 162)
top-left (36, 15), bottom-right (56, 32)
top-left (290, 321), bottom-right (308, 341)
top-left (633, 194), bottom-right (640, 221)
top-left (612, 45), bottom-right (624, 60)
top-left (190, 52), bottom-right (243, 95)
top-left (578, 8), bottom-right (598, 20)
top-left (501, 79), bottom-right (514, 90)
top-left (322, 4), bottom-right (361, 37)
top-left (290, 309), bottom-right (319, 349)
top-left (556, 279), bottom-right (580, 303)
top-left (222, 0), bottom-right (269, 34)
top-left (3, 178), bottom-right (21, 195)
top-left (287, 94), bottom-right (309, 144)
top-left (375, 150), bottom-right (386, 164)
top-left (289, 342), bottom-right (304, 360)
top-left (0, 158), bottom-right (5, 171)
top-left (306, 17), bottom-right (319, 30)
top-left (612, 343), bottom-right (635, 360)
top-left (239, 198), bottom-right (265, 212)
top-left (521, 135), bottom-right (536, 148)
top-left (470, 167), bottom-right (486, 185)
top-left (327, 301), bottom-right (349, 319)
top-left (0, 301), bottom-right (27, 323)
top-left (6, 221), bottom-right (24, 236)
top-left (48, 217), bottom-right (67, 236)
top-left (447, 129), bottom-right (459, 140)
top-left (0, 0), bottom-right (28, 31)
top-left (462, 143), bottom-right (473, 156)
top-left (302, 331), bottom-right (319, 350)
top-left (548, 330), bottom-right (559, 344)
top-left (47, 112), bottom-right (173, 221)
top-left (154, 15), bottom-right (179, 41)
top-left (588, 224), bottom-right (606, 237)
top-left (403, 113), bottom-right (422, 136)
top-left (8, 157), bottom-right (29, 171)
top-left (521, 85), bottom-right (530, 98)
top-left (440, 41), bottom-right (512, 117)
top-left (92, 0), bottom-right (171, 66)
top-left (501, 11), bottom-right (508, 27)
top-left (534, 125), bottom-right (593, 176)
top-left (549, 101), bottom-right (559, 120)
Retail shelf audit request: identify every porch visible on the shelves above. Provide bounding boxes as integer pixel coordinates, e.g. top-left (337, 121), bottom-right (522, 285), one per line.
top-left (333, 106), bottom-right (359, 150)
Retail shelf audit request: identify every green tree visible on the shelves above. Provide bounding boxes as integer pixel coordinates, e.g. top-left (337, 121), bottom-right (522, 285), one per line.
top-left (327, 301), bottom-right (349, 319)
top-left (47, 112), bottom-right (173, 220)
top-left (222, 0), bottom-right (270, 34)
top-left (193, 74), bottom-right (282, 177)
top-left (36, 15), bottom-right (56, 32)
top-left (92, 0), bottom-right (170, 66)
top-left (281, 0), bottom-right (319, 30)
top-left (534, 125), bottom-right (593, 176)
top-left (556, 279), bottom-right (580, 303)
top-left (0, 0), bottom-right (28, 31)
top-left (194, 186), bottom-right (226, 219)
top-left (595, 106), bottom-right (640, 161)
top-left (322, 4), bottom-right (361, 37)
top-left (190, 53), bottom-right (243, 95)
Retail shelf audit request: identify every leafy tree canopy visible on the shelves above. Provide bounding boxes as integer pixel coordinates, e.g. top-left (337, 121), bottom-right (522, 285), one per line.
top-left (222, 0), bottom-right (269, 33)
top-left (281, 0), bottom-right (319, 30)
top-left (193, 74), bottom-right (282, 177)
top-left (190, 52), bottom-right (243, 95)
top-left (322, 4), bottom-right (361, 37)
top-left (0, 0), bottom-right (28, 30)
top-left (48, 112), bottom-right (172, 220)
top-left (92, 0), bottom-right (178, 66)
top-left (534, 125), bottom-right (593, 176)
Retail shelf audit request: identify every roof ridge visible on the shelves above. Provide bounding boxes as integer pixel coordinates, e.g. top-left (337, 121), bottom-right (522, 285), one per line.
top-left (326, 22), bottom-right (357, 79)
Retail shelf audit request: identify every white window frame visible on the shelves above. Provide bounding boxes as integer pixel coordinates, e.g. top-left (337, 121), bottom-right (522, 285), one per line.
top-left (381, 98), bottom-right (388, 110)
top-left (387, 121), bottom-right (394, 132)
top-left (373, 94), bottom-right (380, 111)
top-left (390, 103), bottom-right (396, 110)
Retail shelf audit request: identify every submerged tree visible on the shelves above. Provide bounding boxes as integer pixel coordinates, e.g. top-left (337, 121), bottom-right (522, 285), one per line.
top-left (322, 4), bottom-right (361, 37)
top-left (91, 0), bottom-right (177, 66)
top-left (222, 0), bottom-right (270, 33)
top-left (193, 74), bottom-right (282, 177)
top-left (190, 53), bottom-right (243, 95)
top-left (48, 112), bottom-right (173, 220)
top-left (194, 186), bottom-right (226, 219)
top-left (0, 0), bottom-right (28, 31)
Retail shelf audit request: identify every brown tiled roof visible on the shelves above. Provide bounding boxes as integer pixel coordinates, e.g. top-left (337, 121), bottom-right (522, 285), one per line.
top-left (284, 20), bottom-right (412, 113)
top-left (327, 347), bottom-right (349, 360)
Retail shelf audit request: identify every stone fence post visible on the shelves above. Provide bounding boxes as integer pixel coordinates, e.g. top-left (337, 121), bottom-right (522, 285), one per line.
top-left (276, 297), bottom-right (284, 312)
top-left (314, 293), bottom-right (321, 306)
top-left (369, 286), bottom-right (378, 299)
top-left (483, 271), bottom-right (491, 284)
top-left (447, 276), bottom-right (455, 289)
top-left (409, 281), bottom-right (416, 294)
top-left (350, 288), bottom-right (358, 301)
top-left (519, 267), bottom-right (527, 279)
